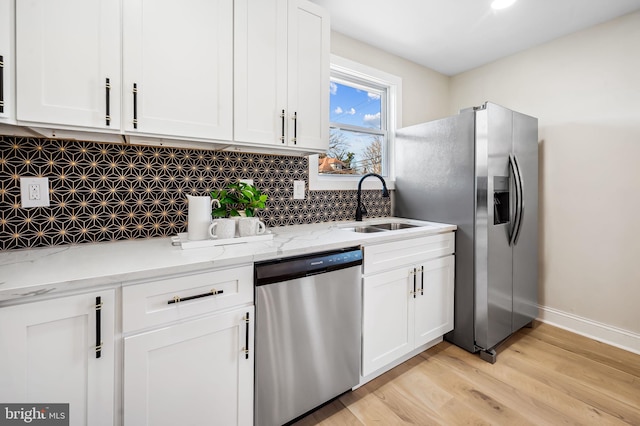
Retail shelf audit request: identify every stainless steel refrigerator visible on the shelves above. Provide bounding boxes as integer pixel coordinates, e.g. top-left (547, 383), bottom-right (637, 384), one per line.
top-left (394, 102), bottom-right (538, 363)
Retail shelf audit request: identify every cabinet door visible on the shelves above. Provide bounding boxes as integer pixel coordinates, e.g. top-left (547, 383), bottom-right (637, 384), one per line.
top-left (0, 0), bottom-right (14, 123)
top-left (124, 306), bottom-right (254, 426)
top-left (362, 268), bottom-right (413, 377)
top-left (123, 0), bottom-right (233, 141)
top-left (287, 0), bottom-right (330, 151)
top-left (234, 0), bottom-right (287, 146)
top-left (414, 255), bottom-right (455, 347)
top-left (0, 290), bottom-right (116, 426)
top-left (16, 0), bottom-right (120, 130)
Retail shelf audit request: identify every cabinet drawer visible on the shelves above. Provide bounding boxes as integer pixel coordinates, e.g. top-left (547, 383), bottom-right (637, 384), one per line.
top-left (363, 232), bottom-right (455, 275)
top-left (123, 264), bottom-right (253, 333)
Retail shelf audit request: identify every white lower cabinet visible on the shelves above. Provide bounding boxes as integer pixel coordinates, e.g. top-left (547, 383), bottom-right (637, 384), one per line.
top-left (123, 306), bottom-right (254, 426)
top-left (0, 290), bottom-right (116, 426)
top-left (122, 265), bottom-right (254, 426)
top-left (362, 234), bottom-right (455, 377)
top-left (362, 267), bottom-right (413, 375)
top-left (414, 255), bottom-right (455, 346)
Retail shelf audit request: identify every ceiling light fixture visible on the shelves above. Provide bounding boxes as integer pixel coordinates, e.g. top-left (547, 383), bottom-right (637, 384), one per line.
top-left (491, 0), bottom-right (517, 10)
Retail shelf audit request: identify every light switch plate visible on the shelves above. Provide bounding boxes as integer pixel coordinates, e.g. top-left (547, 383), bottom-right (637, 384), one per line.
top-left (20, 177), bottom-right (50, 208)
top-left (293, 180), bottom-right (305, 200)
top-left (240, 178), bottom-right (254, 185)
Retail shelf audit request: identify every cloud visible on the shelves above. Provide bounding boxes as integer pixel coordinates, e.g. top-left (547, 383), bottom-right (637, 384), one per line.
top-left (368, 92), bottom-right (380, 100)
top-left (333, 106), bottom-right (356, 116)
top-left (364, 112), bottom-right (381, 127)
top-left (330, 82), bottom-right (337, 95)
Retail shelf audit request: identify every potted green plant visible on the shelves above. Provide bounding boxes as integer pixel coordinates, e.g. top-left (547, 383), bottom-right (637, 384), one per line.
top-left (211, 181), bottom-right (268, 218)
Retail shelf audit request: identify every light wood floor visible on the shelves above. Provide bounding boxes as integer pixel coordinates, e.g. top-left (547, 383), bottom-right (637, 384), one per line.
top-left (294, 322), bottom-right (640, 425)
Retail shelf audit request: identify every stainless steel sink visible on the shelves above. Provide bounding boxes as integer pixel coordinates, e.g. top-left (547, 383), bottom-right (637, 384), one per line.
top-left (338, 222), bottom-right (423, 233)
top-left (340, 226), bottom-right (386, 233)
top-left (370, 222), bottom-right (420, 230)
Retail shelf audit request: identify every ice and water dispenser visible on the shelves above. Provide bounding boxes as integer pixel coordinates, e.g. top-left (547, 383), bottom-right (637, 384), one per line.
top-left (493, 176), bottom-right (510, 225)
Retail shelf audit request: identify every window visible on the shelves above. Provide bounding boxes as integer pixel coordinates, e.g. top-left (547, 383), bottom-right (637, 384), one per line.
top-left (325, 77), bottom-right (386, 175)
top-left (309, 55), bottom-right (401, 191)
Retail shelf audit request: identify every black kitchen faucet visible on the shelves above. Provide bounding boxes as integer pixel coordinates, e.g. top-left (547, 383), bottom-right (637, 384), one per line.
top-left (355, 173), bottom-right (390, 221)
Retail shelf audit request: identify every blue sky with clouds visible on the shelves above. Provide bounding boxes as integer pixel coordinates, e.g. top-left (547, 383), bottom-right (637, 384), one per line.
top-left (330, 81), bottom-right (381, 129)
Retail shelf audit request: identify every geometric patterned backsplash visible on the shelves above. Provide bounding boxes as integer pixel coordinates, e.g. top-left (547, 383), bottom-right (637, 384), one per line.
top-left (0, 136), bottom-right (391, 251)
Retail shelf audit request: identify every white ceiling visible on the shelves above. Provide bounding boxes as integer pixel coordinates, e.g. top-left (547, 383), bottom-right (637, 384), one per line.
top-left (309, 0), bottom-right (640, 76)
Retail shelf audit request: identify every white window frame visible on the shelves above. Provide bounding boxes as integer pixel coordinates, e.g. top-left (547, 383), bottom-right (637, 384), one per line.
top-left (309, 55), bottom-right (402, 191)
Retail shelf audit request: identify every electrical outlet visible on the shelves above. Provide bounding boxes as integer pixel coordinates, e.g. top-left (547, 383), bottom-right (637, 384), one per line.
top-left (29, 184), bottom-right (41, 200)
top-left (240, 179), bottom-right (254, 185)
top-left (20, 177), bottom-right (50, 208)
top-left (293, 180), bottom-right (305, 200)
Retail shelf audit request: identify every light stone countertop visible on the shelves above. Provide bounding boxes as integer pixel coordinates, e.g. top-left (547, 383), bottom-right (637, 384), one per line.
top-left (0, 217), bottom-right (456, 305)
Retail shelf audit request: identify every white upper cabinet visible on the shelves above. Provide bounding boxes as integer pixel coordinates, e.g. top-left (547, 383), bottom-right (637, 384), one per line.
top-left (287, 0), bottom-right (330, 152)
top-left (0, 0), bottom-right (15, 124)
top-left (123, 0), bottom-right (233, 142)
top-left (234, 0), bottom-right (288, 146)
top-left (16, 0), bottom-right (121, 131)
top-left (234, 0), bottom-right (329, 153)
top-left (11, 0), bottom-right (325, 151)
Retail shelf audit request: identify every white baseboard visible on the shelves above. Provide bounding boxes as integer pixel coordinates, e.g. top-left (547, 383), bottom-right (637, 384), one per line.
top-left (537, 305), bottom-right (640, 355)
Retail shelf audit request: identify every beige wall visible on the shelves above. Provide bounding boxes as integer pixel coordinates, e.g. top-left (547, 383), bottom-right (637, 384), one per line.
top-left (330, 31), bottom-right (450, 127)
top-left (450, 12), bottom-right (640, 335)
top-left (332, 14), bottom-right (640, 344)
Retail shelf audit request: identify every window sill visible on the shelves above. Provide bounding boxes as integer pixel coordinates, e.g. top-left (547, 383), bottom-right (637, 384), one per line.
top-left (308, 154), bottom-right (395, 191)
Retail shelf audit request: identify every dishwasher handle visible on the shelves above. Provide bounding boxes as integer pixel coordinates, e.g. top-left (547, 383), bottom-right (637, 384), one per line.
top-left (304, 269), bottom-right (329, 278)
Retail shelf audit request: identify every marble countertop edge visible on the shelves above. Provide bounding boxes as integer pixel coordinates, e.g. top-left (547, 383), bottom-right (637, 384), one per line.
top-left (0, 217), bottom-right (456, 305)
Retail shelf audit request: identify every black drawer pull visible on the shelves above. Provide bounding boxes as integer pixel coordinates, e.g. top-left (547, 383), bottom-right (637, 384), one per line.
top-left (95, 296), bottom-right (103, 359)
top-left (292, 111), bottom-right (297, 144)
top-left (413, 268), bottom-right (417, 298)
top-left (105, 78), bottom-right (111, 126)
top-left (243, 312), bottom-right (250, 360)
top-left (167, 288), bottom-right (224, 305)
top-left (133, 83), bottom-right (138, 129)
top-left (0, 55), bottom-right (4, 114)
top-left (280, 109), bottom-right (285, 143)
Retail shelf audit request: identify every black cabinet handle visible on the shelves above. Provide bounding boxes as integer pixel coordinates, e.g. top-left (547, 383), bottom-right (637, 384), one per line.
top-left (280, 109), bottom-right (285, 144)
top-left (0, 55), bottom-right (4, 114)
top-left (167, 288), bottom-right (224, 305)
top-left (420, 266), bottom-right (424, 295)
top-left (105, 78), bottom-right (111, 126)
top-left (95, 296), bottom-right (103, 359)
top-left (243, 312), bottom-right (250, 360)
top-left (412, 268), bottom-right (417, 299)
top-left (292, 111), bottom-right (297, 144)
top-left (133, 83), bottom-right (138, 129)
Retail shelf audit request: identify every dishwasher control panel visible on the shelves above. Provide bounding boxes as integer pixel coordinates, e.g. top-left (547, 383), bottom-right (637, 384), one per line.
top-left (255, 247), bottom-right (362, 286)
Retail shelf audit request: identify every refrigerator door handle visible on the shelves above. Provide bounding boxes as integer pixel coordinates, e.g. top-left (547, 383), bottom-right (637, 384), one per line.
top-left (512, 154), bottom-right (525, 245)
top-left (508, 154), bottom-right (523, 246)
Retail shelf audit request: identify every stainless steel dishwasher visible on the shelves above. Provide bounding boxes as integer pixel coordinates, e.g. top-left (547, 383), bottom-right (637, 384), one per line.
top-left (254, 247), bottom-right (363, 426)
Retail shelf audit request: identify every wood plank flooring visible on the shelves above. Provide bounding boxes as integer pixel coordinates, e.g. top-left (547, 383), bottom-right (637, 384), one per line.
top-left (294, 322), bottom-right (640, 425)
